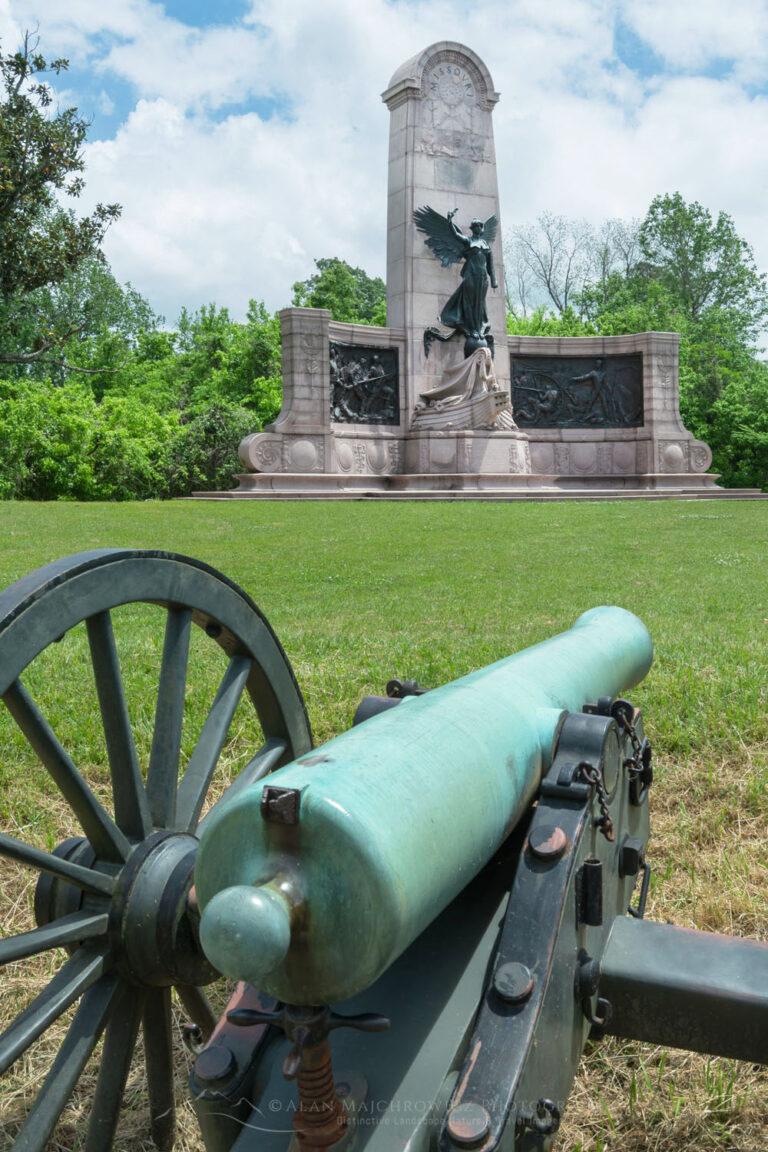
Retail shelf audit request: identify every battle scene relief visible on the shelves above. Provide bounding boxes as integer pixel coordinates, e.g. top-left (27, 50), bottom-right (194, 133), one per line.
top-left (510, 353), bottom-right (644, 429)
top-left (330, 343), bottom-right (400, 426)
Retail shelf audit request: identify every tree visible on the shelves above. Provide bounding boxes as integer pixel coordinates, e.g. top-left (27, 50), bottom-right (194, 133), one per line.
top-left (292, 257), bottom-right (386, 324)
top-left (172, 301), bottom-right (282, 423)
top-left (504, 214), bottom-right (641, 318)
top-left (15, 257), bottom-right (163, 390)
top-left (0, 33), bottom-right (121, 369)
top-left (638, 193), bottom-right (768, 337)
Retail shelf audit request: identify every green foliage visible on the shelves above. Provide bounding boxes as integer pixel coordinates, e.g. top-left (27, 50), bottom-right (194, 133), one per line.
top-left (0, 378), bottom-right (175, 500)
top-left (0, 377), bottom-right (257, 500)
top-left (690, 356), bottom-right (768, 489)
top-left (16, 258), bottom-right (167, 392)
top-left (638, 193), bottom-right (768, 336)
top-left (0, 34), bottom-right (121, 366)
top-left (292, 257), bottom-right (386, 324)
top-left (166, 402), bottom-right (256, 496)
top-left (173, 300), bottom-right (282, 420)
top-left (507, 306), bottom-right (596, 337)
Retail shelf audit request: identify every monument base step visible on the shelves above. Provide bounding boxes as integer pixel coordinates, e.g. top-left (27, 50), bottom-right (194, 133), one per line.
top-left (191, 473), bottom-right (767, 501)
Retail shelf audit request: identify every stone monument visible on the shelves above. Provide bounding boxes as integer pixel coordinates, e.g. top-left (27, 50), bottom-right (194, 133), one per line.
top-left (206, 41), bottom-right (733, 500)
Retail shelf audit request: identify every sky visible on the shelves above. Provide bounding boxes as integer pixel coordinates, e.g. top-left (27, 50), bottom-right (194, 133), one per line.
top-left (2, 0), bottom-right (768, 325)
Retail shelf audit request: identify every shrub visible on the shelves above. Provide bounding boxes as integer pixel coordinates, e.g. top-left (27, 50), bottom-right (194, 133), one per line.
top-left (166, 402), bottom-right (256, 496)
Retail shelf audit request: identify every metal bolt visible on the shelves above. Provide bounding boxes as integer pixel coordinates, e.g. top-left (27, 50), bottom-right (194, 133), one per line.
top-left (528, 824), bottom-right (567, 860)
top-left (446, 1102), bottom-right (491, 1146)
top-left (205, 621), bottom-right (222, 639)
top-left (195, 1045), bottom-right (235, 1084)
top-left (619, 836), bottom-right (644, 878)
top-left (494, 961), bottom-right (534, 1004)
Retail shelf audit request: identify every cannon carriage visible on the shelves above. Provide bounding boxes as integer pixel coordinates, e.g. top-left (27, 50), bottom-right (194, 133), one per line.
top-left (0, 550), bottom-right (766, 1151)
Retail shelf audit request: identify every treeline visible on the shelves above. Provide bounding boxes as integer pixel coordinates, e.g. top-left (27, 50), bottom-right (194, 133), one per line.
top-left (0, 36), bottom-right (286, 500)
top-left (0, 34), bottom-right (385, 499)
top-left (0, 261), bottom-right (283, 499)
top-left (0, 256), bottom-right (384, 500)
top-left (5, 224), bottom-right (768, 496)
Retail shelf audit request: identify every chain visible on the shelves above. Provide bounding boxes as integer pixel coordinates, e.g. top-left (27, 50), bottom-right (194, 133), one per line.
top-left (576, 761), bottom-right (615, 842)
top-left (613, 700), bottom-right (653, 801)
top-left (615, 705), bottom-right (643, 769)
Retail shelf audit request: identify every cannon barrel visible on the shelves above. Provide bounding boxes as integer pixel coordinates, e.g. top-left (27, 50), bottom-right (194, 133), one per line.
top-left (195, 606), bottom-right (653, 1004)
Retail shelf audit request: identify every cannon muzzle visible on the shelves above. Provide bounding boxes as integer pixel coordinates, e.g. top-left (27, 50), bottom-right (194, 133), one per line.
top-left (195, 606), bottom-right (652, 1004)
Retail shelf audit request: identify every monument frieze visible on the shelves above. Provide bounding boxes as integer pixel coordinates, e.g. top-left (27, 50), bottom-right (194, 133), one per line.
top-left (510, 353), bottom-right (644, 429)
top-left (330, 342), bottom-right (399, 426)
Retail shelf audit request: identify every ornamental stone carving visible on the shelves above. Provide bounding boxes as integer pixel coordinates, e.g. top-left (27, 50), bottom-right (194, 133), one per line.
top-left (412, 348), bottom-right (516, 431)
top-left (690, 442), bottom-right (713, 472)
top-left (334, 442), bottom-right (354, 473)
top-left (509, 442), bottom-right (530, 473)
top-left (239, 433), bottom-right (282, 473)
top-left (596, 444), bottom-right (612, 474)
top-left (554, 445), bottom-right (570, 474)
top-left (657, 353), bottom-right (676, 411)
top-left (660, 442), bottom-right (686, 473)
top-left (388, 441), bottom-right (404, 472)
top-left (288, 438), bottom-right (324, 473)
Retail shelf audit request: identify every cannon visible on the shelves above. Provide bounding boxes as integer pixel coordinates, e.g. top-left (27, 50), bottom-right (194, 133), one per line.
top-left (0, 549), bottom-right (765, 1152)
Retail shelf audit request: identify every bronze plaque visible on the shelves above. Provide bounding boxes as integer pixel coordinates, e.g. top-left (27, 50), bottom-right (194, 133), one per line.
top-left (509, 353), bottom-right (643, 429)
top-left (330, 343), bottom-right (399, 426)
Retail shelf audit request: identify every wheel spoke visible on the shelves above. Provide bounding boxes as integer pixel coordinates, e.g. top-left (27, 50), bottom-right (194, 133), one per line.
top-left (143, 986), bottom-right (176, 1150)
top-left (175, 654), bottom-right (253, 832)
top-left (0, 910), bottom-right (108, 966)
top-left (0, 945), bottom-right (109, 1075)
top-left (175, 983), bottom-right (218, 1042)
top-left (87, 610), bottom-right (152, 840)
top-left (0, 833), bottom-right (115, 897)
top-left (12, 974), bottom-right (119, 1152)
top-left (146, 607), bottom-right (192, 830)
top-left (196, 736), bottom-right (288, 834)
top-left (2, 679), bottom-right (129, 863)
top-left (84, 984), bottom-right (144, 1152)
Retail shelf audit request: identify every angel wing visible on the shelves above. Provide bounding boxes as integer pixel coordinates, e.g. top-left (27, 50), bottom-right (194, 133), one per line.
top-left (483, 215), bottom-right (498, 246)
top-left (413, 205), bottom-right (467, 268)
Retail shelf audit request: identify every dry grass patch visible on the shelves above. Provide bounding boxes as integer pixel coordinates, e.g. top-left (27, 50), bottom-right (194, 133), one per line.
top-left (559, 746), bottom-right (768, 1151)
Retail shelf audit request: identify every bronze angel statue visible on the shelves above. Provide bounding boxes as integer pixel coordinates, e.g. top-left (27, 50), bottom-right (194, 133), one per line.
top-left (413, 206), bottom-right (498, 358)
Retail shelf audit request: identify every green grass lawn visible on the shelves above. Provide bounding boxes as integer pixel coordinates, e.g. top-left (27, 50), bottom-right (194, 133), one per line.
top-left (1, 498), bottom-right (767, 750)
top-left (0, 498), bottom-right (766, 1151)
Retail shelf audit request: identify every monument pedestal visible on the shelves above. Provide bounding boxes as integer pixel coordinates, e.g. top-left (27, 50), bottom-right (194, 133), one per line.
top-left (404, 429), bottom-right (530, 475)
top-left (199, 470), bottom-right (740, 501)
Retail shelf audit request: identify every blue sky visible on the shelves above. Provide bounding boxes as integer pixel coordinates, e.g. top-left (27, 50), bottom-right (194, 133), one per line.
top-left (2, 0), bottom-right (767, 325)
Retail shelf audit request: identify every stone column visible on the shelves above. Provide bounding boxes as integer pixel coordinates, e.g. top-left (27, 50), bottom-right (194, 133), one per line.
top-left (267, 307), bottom-right (331, 434)
top-left (239, 307), bottom-right (332, 475)
top-left (382, 42), bottom-right (509, 421)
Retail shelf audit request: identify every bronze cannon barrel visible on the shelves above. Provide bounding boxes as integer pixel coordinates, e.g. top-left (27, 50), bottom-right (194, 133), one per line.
top-left (195, 606), bottom-right (653, 1004)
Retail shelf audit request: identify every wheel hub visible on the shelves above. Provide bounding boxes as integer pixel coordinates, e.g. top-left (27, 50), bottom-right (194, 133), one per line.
top-left (34, 831), bottom-right (217, 988)
top-left (110, 830), bottom-right (217, 987)
top-left (34, 836), bottom-right (95, 928)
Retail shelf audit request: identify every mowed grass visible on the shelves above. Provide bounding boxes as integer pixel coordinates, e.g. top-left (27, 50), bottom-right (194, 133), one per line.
top-left (0, 498), bottom-right (766, 1151)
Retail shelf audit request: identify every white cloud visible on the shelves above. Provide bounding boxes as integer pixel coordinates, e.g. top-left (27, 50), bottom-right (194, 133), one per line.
top-left (4, 0), bottom-right (768, 322)
top-left (622, 0), bottom-right (768, 82)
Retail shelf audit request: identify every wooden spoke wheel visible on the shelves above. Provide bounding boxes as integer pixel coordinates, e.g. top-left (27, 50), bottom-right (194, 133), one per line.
top-left (0, 550), bottom-right (312, 1151)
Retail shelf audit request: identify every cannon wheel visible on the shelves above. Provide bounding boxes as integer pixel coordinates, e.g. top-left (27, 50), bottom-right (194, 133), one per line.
top-left (0, 550), bottom-right (312, 1151)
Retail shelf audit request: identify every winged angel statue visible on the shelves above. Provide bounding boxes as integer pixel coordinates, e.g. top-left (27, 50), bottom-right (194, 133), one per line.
top-left (413, 206), bottom-right (498, 358)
